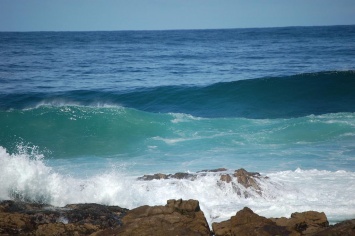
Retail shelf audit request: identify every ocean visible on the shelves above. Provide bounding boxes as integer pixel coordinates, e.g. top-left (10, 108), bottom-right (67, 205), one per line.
top-left (0, 25), bottom-right (355, 225)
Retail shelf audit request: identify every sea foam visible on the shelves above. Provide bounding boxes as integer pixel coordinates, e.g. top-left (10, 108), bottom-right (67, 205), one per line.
top-left (1, 145), bottom-right (354, 225)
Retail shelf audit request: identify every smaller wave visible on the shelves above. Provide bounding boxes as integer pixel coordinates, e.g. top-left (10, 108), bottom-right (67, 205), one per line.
top-left (1, 106), bottom-right (354, 165)
top-left (0, 145), bottom-right (354, 225)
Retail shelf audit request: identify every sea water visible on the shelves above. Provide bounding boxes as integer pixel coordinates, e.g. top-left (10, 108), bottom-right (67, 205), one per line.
top-left (0, 26), bottom-right (355, 224)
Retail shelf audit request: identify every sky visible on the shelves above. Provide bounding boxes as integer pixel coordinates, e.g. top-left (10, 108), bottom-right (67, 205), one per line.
top-left (1, 0), bottom-right (355, 31)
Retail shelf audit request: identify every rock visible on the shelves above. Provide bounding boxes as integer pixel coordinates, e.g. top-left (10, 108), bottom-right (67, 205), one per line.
top-left (64, 203), bottom-right (128, 228)
top-left (217, 168), bottom-right (265, 197)
top-left (0, 200), bottom-right (128, 235)
top-left (95, 199), bottom-right (211, 236)
top-left (0, 212), bottom-right (34, 235)
top-left (139, 168), bottom-right (267, 198)
top-left (0, 199), bottom-right (354, 235)
top-left (138, 172), bottom-right (196, 181)
top-left (271, 211), bottom-right (329, 235)
top-left (313, 219), bottom-right (355, 236)
top-left (137, 173), bottom-right (168, 180)
top-left (35, 222), bottom-right (99, 236)
top-left (220, 174), bottom-right (232, 183)
top-left (170, 172), bottom-right (196, 180)
top-left (212, 207), bottom-right (291, 236)
top-left (198, 168), bottom-right (228, 173)
top-left (233, 168), bottom-right (262, 192)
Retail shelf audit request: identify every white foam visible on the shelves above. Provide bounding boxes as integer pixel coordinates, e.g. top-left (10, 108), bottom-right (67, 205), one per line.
top-left (0, 146), bottom-right (354, 225)
top-left (24, 100), bottom-right (125, 110)
top-left (170, 112), bottom-right (202, 123)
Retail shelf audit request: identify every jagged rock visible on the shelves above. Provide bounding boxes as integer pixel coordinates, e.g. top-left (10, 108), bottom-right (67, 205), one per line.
top-left (0, 200), bottom-right (128, 235)
top-left (233, 168), bottom-right (262, 192)
top-left (94, 199), bottom-right (211, 236)
top-left (271, 211), bottom-right (329, 235)
top-left (137, 173), bottom-right (168, 180)
top-left (170, 172), bottom-right (196, 179)
top-left (64, 203), bottom-right (128, 228)
top-left (0, 200), bottom-right (354, 236)
top-left (198, 168), bottom-right (228, 173)
top-left (35, 222), bottom-right (99, 236)
top-left (220, 174), bottom-right (232, 183)
top-left (0, 212), bottom-right (34, 235)
top-left (217, 168), bottom-right (264, 197)
top-left (212, 207), bottom-right (291, 236)
top-left (138, 172), bottom-right (196, 180)
top-left (313, 219), bottom-right (355, 236)
top-left (139, 168), bottom-right (266, 198)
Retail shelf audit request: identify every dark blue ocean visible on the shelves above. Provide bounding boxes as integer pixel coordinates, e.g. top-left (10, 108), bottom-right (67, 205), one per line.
top-left (0, 25), bottom-right (355, 223)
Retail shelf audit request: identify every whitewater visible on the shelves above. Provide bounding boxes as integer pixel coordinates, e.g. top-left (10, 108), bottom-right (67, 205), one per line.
top-left (0, 25), bottom-right (355, 225)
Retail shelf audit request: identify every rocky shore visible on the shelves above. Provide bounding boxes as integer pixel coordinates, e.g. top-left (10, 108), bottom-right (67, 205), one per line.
top-left (1, 169), bottom-right (354, 235)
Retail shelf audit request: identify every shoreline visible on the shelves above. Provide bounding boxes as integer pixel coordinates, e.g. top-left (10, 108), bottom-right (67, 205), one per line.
top-left (1, 168), bottom-right (354, 235)
top-left (0, 199), bottom-right (354, 235)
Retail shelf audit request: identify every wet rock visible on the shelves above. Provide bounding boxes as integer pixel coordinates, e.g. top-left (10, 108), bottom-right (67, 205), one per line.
top-left (212, 207), bottom-right (291, 236)
top-left (170, 172), bottom-right (196, 180)
top-left (198, 168), bottom-right (228, 173)
top-left (95, 199), bottom-right (211, 236)
top-left (271, 211), bottom-right (329, 235)
top-left (313, 219), bottom-right (355, 236)
top-left (138, 172), bottom-right (196, 180)
top-left (64, 203), bottom-right (128, 228)
top-left (220, 174), bottom-right (232, 183)
top-left (217, 168), bottom-right (265, 197)
top-left (0, 200), bottom-right (128, 235)
top-left (139, 168), bottom-right (267, 198)
top-left (35, 222), bottom-right (99, 236)
top-left (0, 212), bottom-right (34, 235)
top-left (137, 173), bottom-right (168, 180)
top-left (233, 168), bottom-right (262, 192)
top-left (0, 200), bottom-right (52, 213)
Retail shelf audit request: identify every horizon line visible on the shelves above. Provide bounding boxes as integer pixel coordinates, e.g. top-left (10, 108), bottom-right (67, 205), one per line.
top-left (1, 23), bottom-right (354, 33)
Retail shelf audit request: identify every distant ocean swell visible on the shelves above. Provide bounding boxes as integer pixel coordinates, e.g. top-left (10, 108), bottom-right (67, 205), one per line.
top-left (1, 70), bottom-right (355, 118)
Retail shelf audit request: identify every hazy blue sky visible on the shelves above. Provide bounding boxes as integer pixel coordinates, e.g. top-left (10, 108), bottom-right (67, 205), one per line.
top-left (1, 0), bottom-right (355, 31)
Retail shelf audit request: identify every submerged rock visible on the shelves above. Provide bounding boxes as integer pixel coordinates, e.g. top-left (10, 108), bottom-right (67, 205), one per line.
top-left (94, 199), bottom-right (211, 236)
top-left (197, 168), bottom-right (228, 173)
top-left (137, 172), bottom-right (196, 180)
top-left (138, 167), bottom-right (267, 197)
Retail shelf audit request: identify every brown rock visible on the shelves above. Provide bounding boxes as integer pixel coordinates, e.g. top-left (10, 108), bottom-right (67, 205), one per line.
top-left (95, 199), bottom-right (211, 236)
top-left (313, 219), bottom-right (355, 236)
top-left (137, 173), bottom-right (168, 180)
top-left (233, 168), bottom-right (262, 192)
top-left (64, 203), bottom-right (128, 228)
top-left (35, 222), bottom-right (99, 236)
top-left (170, 172), bottom-right (196, 180)
top-left (272, 211), bottom-right (329, 235)
top-left (198, 168), bottom-right (228, 173)
top-left (220, 174), bottom-right (232, 183)
top-left (0, 212), bottom-right (34, 235)
top-left (212, 207), bottom-right (291, 236)
top-left (0, 200), bottom-right (128, 235)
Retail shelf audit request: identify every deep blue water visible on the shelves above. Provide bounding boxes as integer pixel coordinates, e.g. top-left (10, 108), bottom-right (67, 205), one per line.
top-left (0, 26), bottom-right (355, 222)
